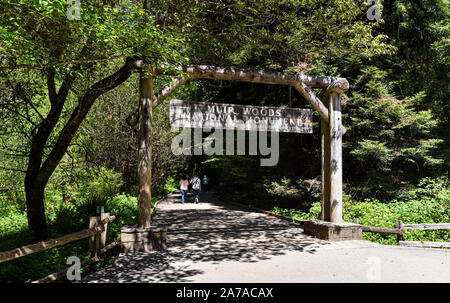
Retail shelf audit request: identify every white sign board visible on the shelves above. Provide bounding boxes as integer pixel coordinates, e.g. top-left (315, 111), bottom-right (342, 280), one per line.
top-left (169, 99), bottom-right (313, 133)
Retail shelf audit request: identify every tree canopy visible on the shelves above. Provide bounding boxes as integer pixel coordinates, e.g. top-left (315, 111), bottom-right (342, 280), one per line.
top-left (0, 0), bottom-right (448, 243)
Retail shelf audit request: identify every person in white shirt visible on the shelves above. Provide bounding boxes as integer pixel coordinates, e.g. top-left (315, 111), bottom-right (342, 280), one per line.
top-left (179, 177), bottom-right (189, 204)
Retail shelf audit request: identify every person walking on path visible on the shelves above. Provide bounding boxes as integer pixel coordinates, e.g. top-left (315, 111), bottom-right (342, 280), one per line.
top-left (179, 177), bottom-right (189, 204)
top-left (202, 175), bottom-right (209, 192)
top-left (190, 174), bottom-right (201, 204)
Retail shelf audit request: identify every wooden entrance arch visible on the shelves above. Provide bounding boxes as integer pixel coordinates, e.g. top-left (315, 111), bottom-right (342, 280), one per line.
top-left (132, 62), bottom-right (349, 228)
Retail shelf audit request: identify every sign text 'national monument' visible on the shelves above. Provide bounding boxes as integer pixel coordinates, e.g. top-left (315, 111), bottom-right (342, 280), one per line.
top-left (169, 99), bottom-right (313, 133)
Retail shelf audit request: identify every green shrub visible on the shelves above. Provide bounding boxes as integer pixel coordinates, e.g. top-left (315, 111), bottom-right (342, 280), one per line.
top-left (0, 208), bottom-right (28, 239)
top-left (48, 203), bottom-right (85, 237)
top-left (78, 167), bottom-right (123, 205)
top-left (265, 177), bottom-right (321, 203)
top-left (73, 167), bottom-right (124, 214)
top-left (164, 176), bottom-right (178, 194)
top-left (272, 202), bottom-right (321, 221)
top-left (1, 190), bottom-right (26, 214)
top-left (105, 194), bottom-right (137, 240)
top-left (272, 177), bottom-right (450, 245)
top-left (0, 165), bottom-right (144, 283)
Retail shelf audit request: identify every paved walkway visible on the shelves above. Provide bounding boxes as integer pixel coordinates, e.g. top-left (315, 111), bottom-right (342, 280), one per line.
top-left (82, 192), bottom-right (450, 283)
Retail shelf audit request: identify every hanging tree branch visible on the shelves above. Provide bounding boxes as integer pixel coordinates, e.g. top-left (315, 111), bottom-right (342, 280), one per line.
top-left (35, 58), bottom-right (135, 188)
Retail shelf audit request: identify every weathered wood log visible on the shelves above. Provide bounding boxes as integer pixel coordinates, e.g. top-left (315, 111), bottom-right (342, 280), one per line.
top-left (321, 116), bottom-right (331, 221)
top-left (179, 65), bottom-right (334, 126)
top-left (396, 220), bottom-right (404, 241)
top-left (329, 92), bottom-right (343, 223)
top-left (400, 223), bottom-right (450, 230)
top-left (99, 212), bottom-right (110, 249)
top-left (320, 91), bottom-right (343, 223)
top-left (294, 81), bottom-right (331, 124)
top-left (132, 63), bottom-right (350, 132)
top-left (0, 215), bottom-right (115, 264)
top-left (361, 226), bottom-right (403, 235)
top-left (126, 75), bottom-right (190, 127)
top-left (399, 241), bottom-right (450, 248)
top-left (137, 68), bottom-right (153, 228)
top-left (32, 256), bottom-right (101, 283)
top-left (153, 75), bottom-right (191, 107)
top-left (180, 65), bottom-right (349, 133)
top-left (0, 229), bottom-right (98, 264)
top-left (89, 216), bottom-right (101, 258)
top-left (152, 64), bottom-right (350, 91)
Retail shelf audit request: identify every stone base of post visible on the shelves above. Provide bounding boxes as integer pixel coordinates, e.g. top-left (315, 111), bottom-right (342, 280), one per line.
top-left (304, 220), bottom-right (362, 241)
top-left (121, 225), bottom-right (167, 253)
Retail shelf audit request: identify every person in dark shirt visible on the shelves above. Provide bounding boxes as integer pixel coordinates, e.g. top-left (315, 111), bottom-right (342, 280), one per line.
top-left (190, 174), bottom-right (201, 204)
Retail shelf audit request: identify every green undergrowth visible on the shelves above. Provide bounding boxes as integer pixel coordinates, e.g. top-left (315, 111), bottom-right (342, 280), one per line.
top-left (0, 184), bottom-right (174, 283)
top-left (272, 177), bottom-right (450, 245)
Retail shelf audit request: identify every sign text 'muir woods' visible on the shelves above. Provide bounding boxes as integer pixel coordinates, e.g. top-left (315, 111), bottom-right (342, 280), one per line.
top-left (169, 99), bottom-right (313, 133)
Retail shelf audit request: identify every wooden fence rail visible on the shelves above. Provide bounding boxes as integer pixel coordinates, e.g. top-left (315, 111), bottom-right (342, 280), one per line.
top-left (360, 226), bottom-right (403, 235)
top-left (398, 241), bottom-right (450, 248)
top-left (354, 218), bottom-right (450, 248)
top-left (32, 241), bottom-right (120, 283)
top-left (0, 214), bottom-right (116, 264)
top-left (400, 223), bottom-right (450, 230)
top-left (0, 213), bottom-right (119, 284)
top-left (0, 213), bottom-right (117, 282)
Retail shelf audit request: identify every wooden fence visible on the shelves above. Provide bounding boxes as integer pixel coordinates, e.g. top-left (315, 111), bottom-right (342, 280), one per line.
top-left (0, 213), bottom-right (117, 282)
top-left (354, 218), bottom-right (450, 248)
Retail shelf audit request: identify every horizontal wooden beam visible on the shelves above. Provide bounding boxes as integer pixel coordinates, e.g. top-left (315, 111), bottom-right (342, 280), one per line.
top-left (134, 61), bottom-right (349, 91)
top-left (175, 65), bottom-right (349, 91)
top-left (133, 62), bottom-right (349, 131)
top-left (134, 61), bottom-right (349, 93)
top-left (175, 65), bottom-right (348, 132)
top-left (400, 223), bottom-right (450, 230)
top-left (399, 241), bottom-right (450, 248)
top-left (361, 226), bottom-right (403, 235)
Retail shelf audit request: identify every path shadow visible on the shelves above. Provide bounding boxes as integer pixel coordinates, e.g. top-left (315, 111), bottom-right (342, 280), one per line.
top-left (80, 251), bottom-right (203, 283)
top-left (81, 191), bottom-right (330, 282)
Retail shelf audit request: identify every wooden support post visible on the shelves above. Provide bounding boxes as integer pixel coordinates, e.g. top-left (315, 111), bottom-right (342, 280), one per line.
top-left (89, 216), bottom-right (101, 258)
top-left (99, 212), bottom-right (110, 249)
top-left (137, 67), bottom-right (153, 228)
top-left (321, 116), bottom-right (331, 221)
top-left (321, 91), bottom-right (343, 223)
top-left (396, 220), bottom-right (404, 242)
top-left (329, 92), bottom-right (343, 222)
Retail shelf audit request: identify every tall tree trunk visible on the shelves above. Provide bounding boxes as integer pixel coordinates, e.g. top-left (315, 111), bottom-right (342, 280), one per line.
top-left (25, 183), bottom-right (47, 241)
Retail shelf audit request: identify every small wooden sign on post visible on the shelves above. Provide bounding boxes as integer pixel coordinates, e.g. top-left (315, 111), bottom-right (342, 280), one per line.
top-left (169, 99), bottom-right (313, 133)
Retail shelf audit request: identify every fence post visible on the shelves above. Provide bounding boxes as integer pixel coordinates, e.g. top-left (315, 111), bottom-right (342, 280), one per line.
top-left (396, 220), bottom-right (404, 243)
top-left (89, 216), bottom-right (101, 258)
top-left (100, 213), bottom-right (110, 250)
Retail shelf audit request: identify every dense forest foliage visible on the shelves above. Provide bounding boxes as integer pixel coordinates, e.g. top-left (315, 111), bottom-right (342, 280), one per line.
top-left (0, 0), bottom-right (448, 282)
